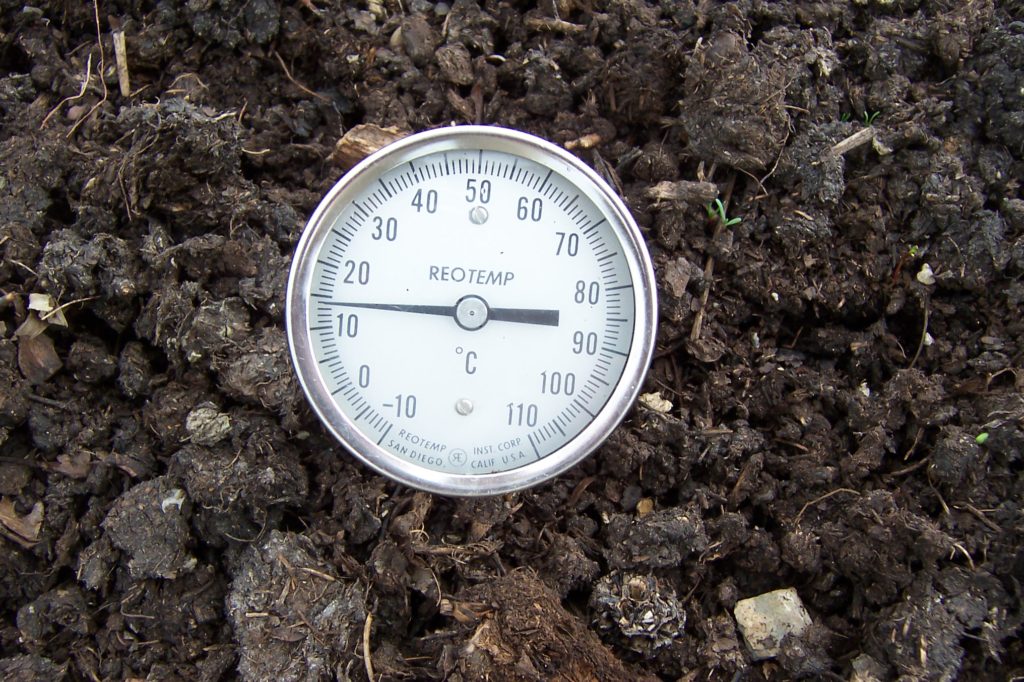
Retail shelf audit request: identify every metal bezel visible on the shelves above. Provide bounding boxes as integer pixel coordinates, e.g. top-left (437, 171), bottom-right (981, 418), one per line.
top-left (286, 126), bottom-right (657, 496)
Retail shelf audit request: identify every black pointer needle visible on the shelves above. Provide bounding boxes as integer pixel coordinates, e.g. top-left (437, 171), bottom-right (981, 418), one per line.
top-left (327, 301), bottom-right (560, 326)
top-left (488, 308), bottom-right (559, 326)
top-left (329, 302), bottom-right (454, 316)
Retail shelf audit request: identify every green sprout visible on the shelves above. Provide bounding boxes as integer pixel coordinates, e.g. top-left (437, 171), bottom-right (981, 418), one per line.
top-left (908, 245), bottom-right (920, 257)
top-left (840, 112), bottom-right (852, 122)
top-left (706, 198), bottom-right (742, 227)
top-left (863, 110), bottom-right (880, 125)
top-left (975, 432), bottom-right (989, 445)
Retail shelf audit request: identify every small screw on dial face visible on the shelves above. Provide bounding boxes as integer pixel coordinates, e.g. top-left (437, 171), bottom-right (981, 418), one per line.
top-left (469, 206), bottom-right (489, 224)
top-left (286, 126), bottom-right (656, 496)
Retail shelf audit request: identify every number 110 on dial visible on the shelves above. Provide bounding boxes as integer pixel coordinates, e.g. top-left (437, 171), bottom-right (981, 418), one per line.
top-left (286, 126), bottom-right (656, 496)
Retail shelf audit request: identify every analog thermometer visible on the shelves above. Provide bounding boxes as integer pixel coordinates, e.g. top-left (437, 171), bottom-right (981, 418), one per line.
top-left (286, 126), bottom-right (656, 496)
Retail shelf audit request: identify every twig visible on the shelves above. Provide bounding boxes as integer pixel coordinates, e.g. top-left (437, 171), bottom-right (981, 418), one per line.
top-left (25, 393), bottom-right (71, 410)
top-left (567, 476), bottom-right (596, 507)
top-left (734, 165), bottom-right (768, 201)
top-left (830, 127), bottom-right (875, 156)
top-left (950, 542), bottom-right (975, 571)
top-left (298, 0), bottom-right (324, 15)
top-left (39, 295), bottom-right (98, 322)
top-left (166, 72), bottom-right (209, 95)
top-left (120, 607), bottom-right (156, 620)
top-left (773, 438), bottom-right (810, 453)
top-left (690, 241), bottom-right (720, 343)
top-left (902, 426), bottom-right (924, 461)
top-left (985, 367), bottom-right (1022, 390)
top-left (795, 488), bottom-right (860, 524)
top-left (363, 613), bottom-right (375, 681)
top-left (10, 260), bottom-right (38, 276)
top-left (297, 566), bottom-right (336, 582)
top-left (929, 480), bottom-right (950, 516)
top-left (690, 174), bottom-right (735, 342)
top-left (953, 502), bottom-right (1002, 533)
top-left (887, 457), bottom-right (929, 477)
top-left (273, 51), bottom-right (329, 102)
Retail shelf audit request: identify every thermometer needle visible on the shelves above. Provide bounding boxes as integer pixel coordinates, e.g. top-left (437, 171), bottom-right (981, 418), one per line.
top-left (328, 300), bottom-right (560, 327)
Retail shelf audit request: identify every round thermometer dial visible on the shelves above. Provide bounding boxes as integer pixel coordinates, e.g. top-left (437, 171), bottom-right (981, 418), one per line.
top-left (287, 126), bottom-right (656, 496)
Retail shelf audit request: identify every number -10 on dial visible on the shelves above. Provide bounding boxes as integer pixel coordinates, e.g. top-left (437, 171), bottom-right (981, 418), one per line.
top-left (286, 126), bottom-right (657, 496)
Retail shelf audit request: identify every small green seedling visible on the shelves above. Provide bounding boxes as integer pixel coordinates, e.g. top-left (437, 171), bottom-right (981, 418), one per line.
top-left (975, 432), bottom-right (989, 445)
top-left (840, 112), bottom-right (852, 122)
top-left (863, 111), bottom-right (880, 125)
top-left (707, 198), bottom-right (742, 227)
top-left (908, 245), bottom-right (920, 257)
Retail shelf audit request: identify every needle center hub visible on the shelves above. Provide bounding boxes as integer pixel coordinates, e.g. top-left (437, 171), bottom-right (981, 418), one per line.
top-left (455, 295), bottom-right (489, 331)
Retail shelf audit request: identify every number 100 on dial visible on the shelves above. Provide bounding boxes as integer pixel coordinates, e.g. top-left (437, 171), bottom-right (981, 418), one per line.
top-left (286, 126), bottom-right (657, 496)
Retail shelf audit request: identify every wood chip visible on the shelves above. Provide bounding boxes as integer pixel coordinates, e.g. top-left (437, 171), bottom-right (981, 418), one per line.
top-left (830, 126), bottom-right (875, 156)
top-left (113, 30), bottom-right (131, 97)
top-left (644, 180), bottom-right (718, 205)
top-left (524, 17), bottom-right (585, 34)
top-left (564, 133), bottom-right (603, 150)
top-left (330, 124), bottom-right (409, 170)
top-left (636, 498), bottom-right (655, 516)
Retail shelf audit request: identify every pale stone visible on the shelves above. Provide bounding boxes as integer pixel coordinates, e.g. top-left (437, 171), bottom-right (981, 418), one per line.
top-left (849, 652), bottom-right (886, 682)
top-left (639, 392), bottom-right (672, 413)
top-left (733, 587), bottom-right (812, 660)
top-left (916, 263), bottom-right (936, 285)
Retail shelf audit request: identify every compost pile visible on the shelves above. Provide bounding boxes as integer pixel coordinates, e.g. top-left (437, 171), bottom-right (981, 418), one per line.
top-left (1, 1), bottom-right (1022, 680)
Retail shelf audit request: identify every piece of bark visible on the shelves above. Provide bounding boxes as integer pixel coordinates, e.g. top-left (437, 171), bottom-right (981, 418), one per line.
top-left (18, 333), bottom-right (62, 385)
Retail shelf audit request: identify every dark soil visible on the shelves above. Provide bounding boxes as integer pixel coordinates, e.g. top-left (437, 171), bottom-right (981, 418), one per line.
top-left (1, 1), bottom-right (1023, 680)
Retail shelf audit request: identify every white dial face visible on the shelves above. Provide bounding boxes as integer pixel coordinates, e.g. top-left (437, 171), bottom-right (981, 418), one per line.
top-left (288, 128), bottom-right (655, 495)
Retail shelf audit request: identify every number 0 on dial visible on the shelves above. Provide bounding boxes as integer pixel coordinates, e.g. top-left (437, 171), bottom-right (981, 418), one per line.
top-left (286, 126), bottom-right (657, 496)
